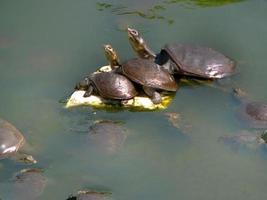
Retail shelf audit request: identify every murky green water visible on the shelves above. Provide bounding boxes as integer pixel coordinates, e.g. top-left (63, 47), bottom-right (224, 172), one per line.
top-left (1, 0), bottom-right (267, 199)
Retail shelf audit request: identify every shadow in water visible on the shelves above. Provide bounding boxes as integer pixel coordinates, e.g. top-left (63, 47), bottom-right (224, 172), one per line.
top-left (96, 0), bottom-right (246, 26)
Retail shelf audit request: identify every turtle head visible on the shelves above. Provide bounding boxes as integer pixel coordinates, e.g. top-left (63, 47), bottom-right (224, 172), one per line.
top-left (103, 44), bottom-right (120, 69)
top-left (260, 130), bottom-right (267, 143)
top-left (75, 77), bottom-right (90, 90)
top-left (127, 27), bottom-right (156, 59)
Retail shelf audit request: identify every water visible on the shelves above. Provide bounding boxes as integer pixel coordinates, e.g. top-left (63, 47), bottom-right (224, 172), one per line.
top-left (1, 0), bottom-right (267, 199)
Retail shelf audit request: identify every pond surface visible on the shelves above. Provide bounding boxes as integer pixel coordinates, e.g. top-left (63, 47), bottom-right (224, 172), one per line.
top-left (1, 0), bottom-right (267, 199)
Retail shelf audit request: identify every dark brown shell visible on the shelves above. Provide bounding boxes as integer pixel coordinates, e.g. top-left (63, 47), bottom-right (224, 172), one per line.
top-left (121, 58), bottom-right (178, 91)
top-left (163, 44), bottom-right (236, 79)
top-left (90, 72), bottom-right (137, 100)
top-left (0, 118), bottom-right (25, 159)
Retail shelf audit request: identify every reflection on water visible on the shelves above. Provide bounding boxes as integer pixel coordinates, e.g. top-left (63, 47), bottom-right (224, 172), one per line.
top-left (97, 0), bottom-right (246, 25)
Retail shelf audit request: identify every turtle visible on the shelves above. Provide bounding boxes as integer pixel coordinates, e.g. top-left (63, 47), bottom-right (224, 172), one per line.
top-left (233, 88), bottom-right (267, 128)
top-left (0, 118), bottom-right (36, 164)
top-left (87, 120), bottom-right (127, 155)
top-left (66, 190), bottom-right (113, 200)
top-left (103, 44), bottom-right (178, 104)
top-left (75, 70), bottom-right (137, 102)
top-left (11, 168), bottom-right (46, 200)
top-left (127, 27), bottom-right (236, 79)
top-left (218, 130), bottom-right (267, 151)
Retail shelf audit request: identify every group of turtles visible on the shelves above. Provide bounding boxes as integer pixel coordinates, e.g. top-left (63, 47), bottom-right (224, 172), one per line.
top-left (2, 28), bottom-right (267, 199)
top-left (75, 28), bottom-right (236, 104)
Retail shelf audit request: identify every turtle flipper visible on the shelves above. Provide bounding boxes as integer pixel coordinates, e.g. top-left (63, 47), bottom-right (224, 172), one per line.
top-left (143, 86), bottom-right (161, 104)
top-left (83, 85), bottom-right (94, 97)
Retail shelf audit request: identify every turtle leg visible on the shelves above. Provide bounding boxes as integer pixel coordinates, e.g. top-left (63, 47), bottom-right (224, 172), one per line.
top-left (143, 86), bottom-right (162, 104)
top-left (83, 85), bottom-right (94, 97)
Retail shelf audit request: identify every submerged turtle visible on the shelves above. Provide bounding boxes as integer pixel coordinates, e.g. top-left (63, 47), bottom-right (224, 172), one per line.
top-left (11, 168), bottom-right (46, 200)
top-left (218, 130), bottom-right (267, 151)
top-left (67, 190), bottom-right (112, 200)
top-left (233, 88), bottom-right (267, 128)
top-left (88, 120), bottom-right (127, 154)
top-left (127, 27), bottom-right (236, 79)
top-left (103, 44), bottom-right (178, 104)
top-left (0, 118), bottom-right (36, 164)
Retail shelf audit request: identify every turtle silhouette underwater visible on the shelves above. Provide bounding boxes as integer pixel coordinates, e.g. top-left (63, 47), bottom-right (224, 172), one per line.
top-left (127, 27), bottom-right (236, 79)
top-left (87, 120), bottom-right (127, 155)
top-left (0, 118), bottom-right (36, 164)
top-left (219, 130), bottom-right (267, 151)
top-left (10, 168), bottom-right (46, 200)
top-left (66, 190), bottom-right (112, 200)
top-left (233, 88), bottom-right (267, 128)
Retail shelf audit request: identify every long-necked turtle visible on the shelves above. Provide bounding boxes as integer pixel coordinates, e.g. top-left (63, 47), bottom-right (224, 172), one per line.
top-left (67, 190), bottom-right (112, 200)
top-left (233, 88), bottom-right (267, 128)
top-left (127, 27), bottom-right (236, 79)
top-left (0, 118), bottom-right (36, 164)
top-left (103, 44), bottom-right (178, 104)
top-left (88, 120), bottom-right (127, 155)
top-left (11, 168), bottom-right (46, 200)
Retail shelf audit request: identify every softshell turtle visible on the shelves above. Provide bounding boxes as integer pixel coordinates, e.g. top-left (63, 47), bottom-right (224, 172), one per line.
top-left (0, 118), bottom-right (36, 164)
top-left (11, 168), bottom-right (46, 200)
top-left (127, 27), bottom-right (236, 79)
top-left (218, 130), bottom-right (267, 151)
top-left (67, 190), bottom-right (112, 200)
top-left (88, 120), bottom-right (127, 154)
top-left (104, 44), bottom-right (178, 104)
top-left (233, 88), bottom-right (267, 128)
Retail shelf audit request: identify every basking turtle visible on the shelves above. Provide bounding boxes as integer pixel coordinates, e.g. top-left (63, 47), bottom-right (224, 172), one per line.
top-left (127, 27), bottom-right (236, 79)
top-left (75, 71), bottom-right (137, 102)
top-left (103, 44), bottom-right (178, 104)
top-left (67, 190), bottom-right (112, 200)
top-left (0, 118), bottom-right (36, 164)
top-left (233, 88), bottom-right (267, 128)
top-left (75, 44), bottom-right (138, 102)
top-left (11, 168), bottom-right (46, 200)
top-left (88, 120), bottom-right (127, 154)
top-left (218, 130), bottom-right (267, 151)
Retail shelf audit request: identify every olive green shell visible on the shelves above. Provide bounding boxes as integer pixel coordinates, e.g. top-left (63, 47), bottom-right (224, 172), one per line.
top-left (90, 72), bottom-right (137, 100)
top-left (163, 44), bottom-right (236, 79)
top-left (0, 118), bottom-right (25, 159)
top-left (121, 58), bottom-right (178, 91)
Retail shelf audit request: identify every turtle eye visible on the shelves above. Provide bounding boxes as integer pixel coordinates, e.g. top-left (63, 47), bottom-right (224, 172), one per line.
top-left (131, 29), bottom-right (138, 36)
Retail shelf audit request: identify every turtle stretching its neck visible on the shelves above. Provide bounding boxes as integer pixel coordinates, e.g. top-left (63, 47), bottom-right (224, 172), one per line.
top-left (103, 44), bottom-right (178, 104)
top-left (127, 27), bottom-right (236, 79)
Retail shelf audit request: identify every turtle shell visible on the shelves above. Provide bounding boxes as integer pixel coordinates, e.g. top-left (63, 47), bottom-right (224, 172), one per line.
top-left (0, 119), bottom-right (25, 159)
top-left (90, 72), bottom-right (137, 100)
top-left (237, 101), bottom-right (267, 128)
top-left (121, 58), bottom-right (178, 91)
top-left (12, 168), bottom-right (46, 200)
top-left (163, 44), bottom-right (236, 79)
